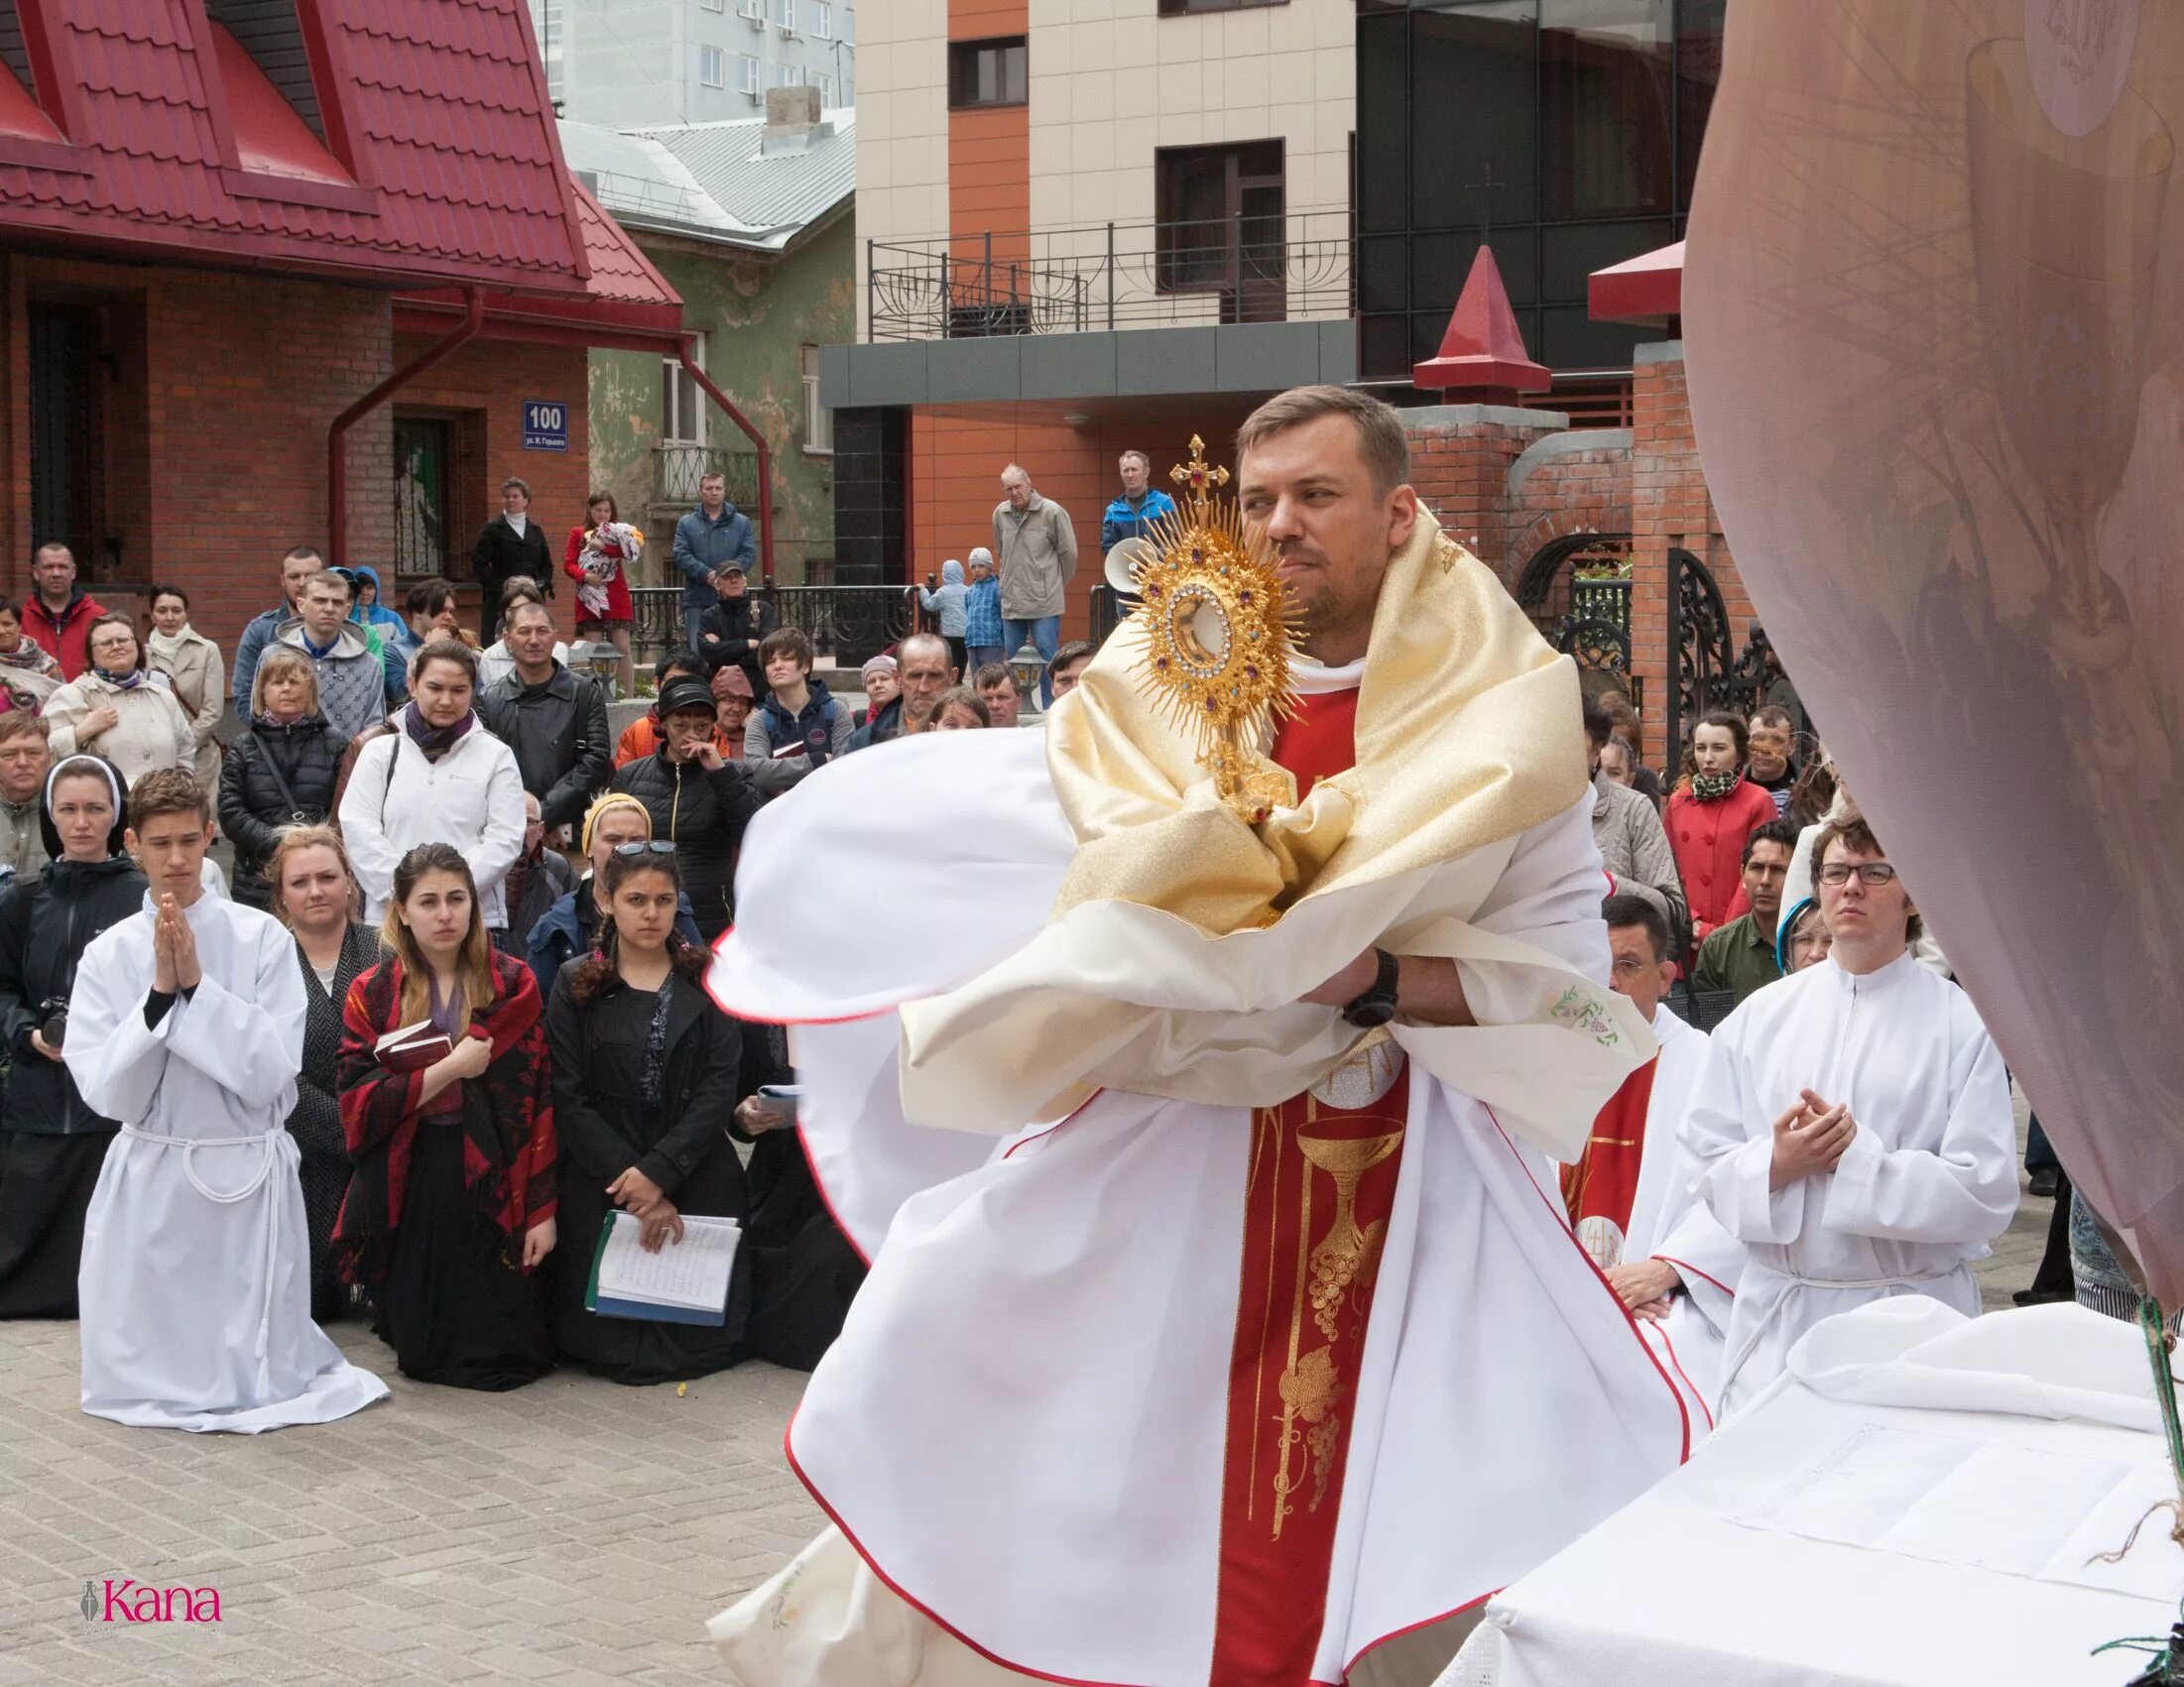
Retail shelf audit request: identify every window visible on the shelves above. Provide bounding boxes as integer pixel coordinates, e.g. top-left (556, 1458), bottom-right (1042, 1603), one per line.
top-left (779, 0), bottom-right (796, 31)
top-left (771, 60), bottom-right (800, 88)
top-left (816, 72), bottom-right (835, 104)
top-left (205, 0), bottom-right (325, 139)
top-left (1155, 140), bottom-right (1286, 321)
top-left (738, 0), bottom-right (764, 19)
top-left (699, 44), bottom-right (725, 86)
top-left (700, 0), bottom-right (724, 10)
top-left (737, 54), bottom-right (760, 95)
top-left (1539, 0), bottom-right (1672, 221)
top-left (812, 1), bottom-right (832, 38)
top-left (663, 335), bottom-right (707, 445)
top-left (802, 346), bottom-right (832, 455)
top-left (948, 37), bottom-right (1026, 109)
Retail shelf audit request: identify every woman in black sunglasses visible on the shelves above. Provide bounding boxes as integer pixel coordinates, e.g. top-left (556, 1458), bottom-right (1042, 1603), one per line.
top-left (543, 844), bottom-right (751, 1382)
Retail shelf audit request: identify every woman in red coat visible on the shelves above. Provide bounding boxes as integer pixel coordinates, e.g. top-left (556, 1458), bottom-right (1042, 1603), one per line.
top-left (564, 490), bottom-right (639, 695)
top-left (1665, 711), bottom-right (1777, 956)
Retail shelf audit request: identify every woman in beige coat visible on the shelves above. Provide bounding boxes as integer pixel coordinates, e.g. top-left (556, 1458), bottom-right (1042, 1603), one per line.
top-left (146, 583), bottom-right (226, 791)
top-left (42, 614), bottom-right (195, 791)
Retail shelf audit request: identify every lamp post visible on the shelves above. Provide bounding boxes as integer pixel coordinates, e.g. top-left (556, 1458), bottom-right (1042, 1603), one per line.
top-left (569, 639), bottom-right (623, 702)
top-left (1007, 640), bottom-right (1045, 716)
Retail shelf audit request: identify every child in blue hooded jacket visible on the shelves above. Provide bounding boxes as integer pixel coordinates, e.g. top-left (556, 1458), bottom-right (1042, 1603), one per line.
top-left (919, 558), bottom-right (969, 675)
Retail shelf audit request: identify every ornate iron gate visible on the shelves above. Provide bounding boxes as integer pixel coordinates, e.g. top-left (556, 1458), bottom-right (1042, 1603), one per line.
top-left (1666, 545), bottom-right (1738, 758)
top-left (1516, 533), bottom-right (1634, 698)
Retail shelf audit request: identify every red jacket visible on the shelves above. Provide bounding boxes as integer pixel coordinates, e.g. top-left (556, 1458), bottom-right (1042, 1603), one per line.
top-left (24, 589), bottom-right (106, 680)
top-left (1665, 777), bottom-right (1776, 946)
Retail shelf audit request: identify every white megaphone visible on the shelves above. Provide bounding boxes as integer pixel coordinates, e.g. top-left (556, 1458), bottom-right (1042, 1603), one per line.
top-left (1105, 536), bottom-right (1158, 596)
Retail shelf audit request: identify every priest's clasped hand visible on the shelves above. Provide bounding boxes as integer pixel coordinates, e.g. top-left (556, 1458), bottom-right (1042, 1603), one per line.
top-left (1767, 1089), bottom-right (1857, 1190)
top-left (1605, 1258), bottom-right (1681, 1321)
top-left (151, 895), bottom-right (200, 995)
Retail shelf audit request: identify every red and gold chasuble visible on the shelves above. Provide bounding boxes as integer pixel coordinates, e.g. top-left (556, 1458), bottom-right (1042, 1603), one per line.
top-left (1558, 1055), bottom-right (1659, 1267)
top-left (1210, 687), bottom-right (1403, 1687)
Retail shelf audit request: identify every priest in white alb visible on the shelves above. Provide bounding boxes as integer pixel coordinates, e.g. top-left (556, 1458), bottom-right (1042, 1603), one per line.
top-left (1679, 812), bottom-right (2016, 1420)
top-left (1562, 893), bottom-right (1741, 1424)
top-left (704, 389), bottom-right (1690, 1686)
top-left (67, 768), bottom-right (387, 1432)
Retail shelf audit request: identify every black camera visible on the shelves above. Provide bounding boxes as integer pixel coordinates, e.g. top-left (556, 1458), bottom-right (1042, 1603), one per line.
top-left (38, 998), bottom-right (66, 1049)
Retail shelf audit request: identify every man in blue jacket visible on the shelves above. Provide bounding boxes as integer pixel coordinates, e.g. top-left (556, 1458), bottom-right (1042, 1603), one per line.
top-left (1099, 449), bottom-right (1177, 553)
top-left (671, 469), bottom-right (756, 648)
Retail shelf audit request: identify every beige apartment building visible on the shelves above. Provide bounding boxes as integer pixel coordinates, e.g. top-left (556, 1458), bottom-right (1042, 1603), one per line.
top-left (824, 0), bottom-right (1356, 626)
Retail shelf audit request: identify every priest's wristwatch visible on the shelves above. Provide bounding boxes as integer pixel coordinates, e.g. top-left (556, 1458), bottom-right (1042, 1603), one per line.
top-left (1341, 948), bottom-right (1401, 1028)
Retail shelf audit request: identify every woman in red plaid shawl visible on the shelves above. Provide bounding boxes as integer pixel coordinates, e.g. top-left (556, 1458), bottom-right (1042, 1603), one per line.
top-left (335, 842), bottom-right (558, 1390)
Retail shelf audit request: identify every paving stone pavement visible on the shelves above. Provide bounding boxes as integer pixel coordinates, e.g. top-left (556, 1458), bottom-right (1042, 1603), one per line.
top-left (0, 1320), bottom-right (818, 1686)
top-left (0, 1136), bottom-right (2059, 1686)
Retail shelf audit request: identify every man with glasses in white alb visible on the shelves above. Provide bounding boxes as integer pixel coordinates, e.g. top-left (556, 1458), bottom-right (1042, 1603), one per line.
top-left (1678, 811), bottom-right (2017, 1420)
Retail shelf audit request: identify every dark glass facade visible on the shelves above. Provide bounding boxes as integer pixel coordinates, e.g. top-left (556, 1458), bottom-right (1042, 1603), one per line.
top-left (1355, 0), bottom-right (1726, 383)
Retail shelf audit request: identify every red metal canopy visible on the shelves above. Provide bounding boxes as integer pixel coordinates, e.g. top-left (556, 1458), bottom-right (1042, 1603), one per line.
top-left (0, 0), bottom-right (589, 293)
top-left (1588, 239), bottom-right (1684, 325)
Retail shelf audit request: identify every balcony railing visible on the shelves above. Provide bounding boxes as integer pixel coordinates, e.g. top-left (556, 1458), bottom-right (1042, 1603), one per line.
top-left (628, 583), bottom-right (926, 669)
top-left (866, 208), bottom-right (1353, 342)
top-left (652, 442), bottom-right (761, 512)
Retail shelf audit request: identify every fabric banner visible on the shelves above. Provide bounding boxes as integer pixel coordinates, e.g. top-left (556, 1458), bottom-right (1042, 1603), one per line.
top-left (1684, 0), bottom-right (2184, 1300)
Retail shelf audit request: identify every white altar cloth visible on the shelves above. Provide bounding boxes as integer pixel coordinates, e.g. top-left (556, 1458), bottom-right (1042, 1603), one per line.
top-left (1442, 1298), bottom-right (2183, 1687)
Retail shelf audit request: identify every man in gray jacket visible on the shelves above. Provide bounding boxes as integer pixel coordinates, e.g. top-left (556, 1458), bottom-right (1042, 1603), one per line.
top-left (1584, 698), bottom-right (1686, 950)
top-left (992, 463), bottom-right (1077, 707)
top-left (276, 570), bottom-right (396, 749)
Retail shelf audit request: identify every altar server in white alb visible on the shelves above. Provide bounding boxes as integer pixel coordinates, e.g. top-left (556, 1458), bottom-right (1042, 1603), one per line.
top-left (67, 768), bottom-right (388, 1431)
top-left (1679, 811), bottom-right (2015, 1419)
top-left (1563, 895), bottom-right (1742, 1423)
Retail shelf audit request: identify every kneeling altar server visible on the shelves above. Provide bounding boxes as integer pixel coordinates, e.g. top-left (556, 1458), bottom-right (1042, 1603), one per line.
top-left (68, 769), bottom-right (387, 1431)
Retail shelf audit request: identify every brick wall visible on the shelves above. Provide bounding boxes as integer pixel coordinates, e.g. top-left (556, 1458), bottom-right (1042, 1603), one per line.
top-left (1402, 371), bottom-right (1736, 771)
top-left (2, 254), bottom-right (394, 664)
top-left (401, 335), bottom-right (592, 644)
top-left (2, 254), bottom-right (595, 664)
top-left (1631, 348), bottom-right (1748, 769)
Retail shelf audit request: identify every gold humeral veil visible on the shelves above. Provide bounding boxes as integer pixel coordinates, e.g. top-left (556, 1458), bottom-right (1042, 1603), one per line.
top-left (896, 471), bottom-right (1652, 1158)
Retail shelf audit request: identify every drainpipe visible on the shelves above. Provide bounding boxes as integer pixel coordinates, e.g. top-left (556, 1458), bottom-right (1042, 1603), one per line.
top-left (327, 288), bottom-right (488, 572)
top-left (675, 334), bottom-right (776, 585)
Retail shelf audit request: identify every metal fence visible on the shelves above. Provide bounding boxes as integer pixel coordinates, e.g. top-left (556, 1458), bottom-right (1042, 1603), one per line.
top-left (867, 208), bottom-right (1354, 341)
top-left (629, 583), bottom-right (925, 671)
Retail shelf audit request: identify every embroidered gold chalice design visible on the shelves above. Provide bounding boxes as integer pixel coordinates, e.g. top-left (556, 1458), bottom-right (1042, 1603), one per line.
top-left (1116, 434), bottom-right (1300, 823)
top-left (1298, 1130), bottom-right (1403, 1345)
top-left (1269, 1125), bottom-right (1404, 1533)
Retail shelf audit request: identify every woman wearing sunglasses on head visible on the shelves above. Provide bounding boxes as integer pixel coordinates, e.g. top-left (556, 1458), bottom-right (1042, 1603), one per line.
top-left (545, 843), bottom-right (751, 1382)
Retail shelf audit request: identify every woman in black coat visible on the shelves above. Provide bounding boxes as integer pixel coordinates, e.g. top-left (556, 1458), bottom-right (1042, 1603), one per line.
top-left (545, 845), bottom-right (750, 1382)
top-left (0, 756), bottom-right (147, 1316)
top-left (266, 823), bottom-right (379, 1322)
top-left (218, 647), bottom-right (342, 908)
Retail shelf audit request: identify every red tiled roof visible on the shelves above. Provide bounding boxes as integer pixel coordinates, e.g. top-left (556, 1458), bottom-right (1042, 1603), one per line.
top-left (570, 179), bottom-right (676, 309)
top-left (0, 0), bottom-right (587, 292)
top-left (393, 178), bottom-right (682, 350)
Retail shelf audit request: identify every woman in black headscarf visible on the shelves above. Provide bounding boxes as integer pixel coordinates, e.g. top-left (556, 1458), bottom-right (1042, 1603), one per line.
top-left (0, 755), bottom-right (146, 1316)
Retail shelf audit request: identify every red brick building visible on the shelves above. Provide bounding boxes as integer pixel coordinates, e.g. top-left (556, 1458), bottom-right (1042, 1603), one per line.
top-left (0, 0), bottom-right (688, 663)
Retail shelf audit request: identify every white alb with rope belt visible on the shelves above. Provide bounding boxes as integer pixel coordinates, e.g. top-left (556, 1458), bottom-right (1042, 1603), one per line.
top-left (65, 888), bottom-right (386, 1432)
